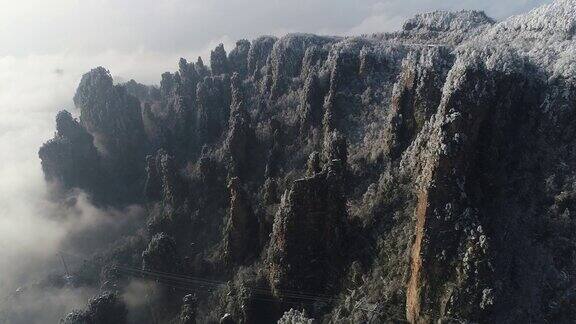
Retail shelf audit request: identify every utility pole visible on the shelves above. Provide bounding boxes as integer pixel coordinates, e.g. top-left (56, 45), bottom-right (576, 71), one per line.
top-left (59, 252), bottom-right (72, 283)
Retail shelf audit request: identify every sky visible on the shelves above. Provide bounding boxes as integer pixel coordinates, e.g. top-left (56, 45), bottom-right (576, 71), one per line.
top-left (0, 0), bottom-right (553, 82)
top-left (0, 0), bottom-right (554, 321)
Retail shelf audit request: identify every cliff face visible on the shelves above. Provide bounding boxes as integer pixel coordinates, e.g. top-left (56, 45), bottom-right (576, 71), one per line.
top-left (39, 1), bottom-right (576, 323)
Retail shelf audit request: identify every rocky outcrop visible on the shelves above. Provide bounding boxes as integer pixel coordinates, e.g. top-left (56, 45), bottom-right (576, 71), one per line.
top-left (40, 67), bottom-right (151, 203)
top-left (211, 44), bottom-right (230, 76)
top-left (405, 60), bottom-right (504, 323)
top-left (142, 232), bottom-right (181, 273)
top-left (144, 149), bottom-right (184, 205)
top-left (145, 61), bottom-right (200, 156)
top-left (73, 67), bottom-right (147, 161)
top-left (223, 177), bottom-right (259, 265)
top-left (179, 294), bottom-right (198, 324)
top-left (402, 10), bottom-right (495, 33)
top-left (224, 73), bottom-right (255, 177)
top-left (304, 152), bottom-right (320, 177)
top-left (144, 149), bottom-right (194, 241)
top-left (37, 2), bottom-right (576, 323)
top-left (197, 75), bottom-right (231, 145)
top-left (262, 177), bottom-right (280, 205)
top-left (400, 2), bottom-right (576, 322)
top-left (61, 292), bottom-right (128, 324)
top-left (123, 79), bottom-right (160, 102)
top-left (268, 158), bottom-right (347, 297)
top-left (277, 309), bottom-right (315, 324)
top-left (380, 10), bottom-right (495, 46)
top-left (385, 48), bottom-right (452, 158)
top-left (265, 34), bottom-right (338, 99)
top-left (299, 73), bottom-right (324, 133)
top-left (228, 40), bottom-right (251, 77)
top-left (39, 110), bottom-right (102, 193)
top-left (247, 36), bottom-right (277, 78)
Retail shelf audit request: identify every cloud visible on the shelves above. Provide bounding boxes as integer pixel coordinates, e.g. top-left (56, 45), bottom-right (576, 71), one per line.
top-left (0, 0), bottom-right (554, 58)
top-left (0, 55), bottom-right (75, 292)
top-left (0, 285), bottom-right (98, 324)
top-left (122, 279), bottom-right (161, 324)
top-left (0, 34), bottom-right (231, 292)
top-left (0, 53), bottom-right (149, 322)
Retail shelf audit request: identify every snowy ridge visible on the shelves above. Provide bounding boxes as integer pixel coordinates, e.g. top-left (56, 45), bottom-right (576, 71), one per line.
top-left (403, 10), bottom-right (495, 33)
top-left (501, 0), bottom-right (576, 35)
top-left (363, 0), bottom-right (576, 79)
top-left (465, 0), bottom-right (576, 79)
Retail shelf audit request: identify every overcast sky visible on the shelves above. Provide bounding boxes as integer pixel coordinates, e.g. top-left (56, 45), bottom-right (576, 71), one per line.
top-left (0, 0), bottom-right (553, 82)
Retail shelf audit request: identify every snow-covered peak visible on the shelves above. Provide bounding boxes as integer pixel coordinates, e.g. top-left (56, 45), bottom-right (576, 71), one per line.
top-left (402, 10), bottom-right (495, 33)
top-left (500, 0), bottom-right (576, 36)
top-left (458, 0), bottom-right (576, 79)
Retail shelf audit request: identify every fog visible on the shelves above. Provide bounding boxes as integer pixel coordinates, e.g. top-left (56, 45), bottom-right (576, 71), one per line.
top-left (0, 54), bottom-right (154, 323)
top-left (0, 0), bottom-right (553, 322)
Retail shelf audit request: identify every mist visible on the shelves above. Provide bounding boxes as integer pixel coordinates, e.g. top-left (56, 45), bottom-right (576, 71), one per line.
top-left (0, 0), bottom-right (554, 322)
top-left (0, 54), bottom-right (157, 323)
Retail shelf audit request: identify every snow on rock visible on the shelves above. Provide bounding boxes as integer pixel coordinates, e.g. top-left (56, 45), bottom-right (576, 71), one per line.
top-left (403, 10), bottom-right (495, 33)
top-left (468, 0), bottom-right (576, 79)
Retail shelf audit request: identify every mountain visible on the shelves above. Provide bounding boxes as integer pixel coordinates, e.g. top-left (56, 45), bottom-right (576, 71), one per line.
top-left (37, 1), bottom-right (576, 323)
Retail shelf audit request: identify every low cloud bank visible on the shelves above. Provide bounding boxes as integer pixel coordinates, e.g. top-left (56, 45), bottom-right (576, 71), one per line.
top-left (0, 52), bottom-right (175, 323)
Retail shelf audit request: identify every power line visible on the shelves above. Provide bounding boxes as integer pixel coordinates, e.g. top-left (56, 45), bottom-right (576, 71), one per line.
top-left (0, 250), bottom-right (383, 321)
top-left (59, 249), bottom-right (336, 302)
top-left (115, 266), bottom-right (335, 303)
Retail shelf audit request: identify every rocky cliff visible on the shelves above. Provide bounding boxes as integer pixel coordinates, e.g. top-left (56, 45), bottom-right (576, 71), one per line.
top-left (39, 1), bottom-right (576, 323)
